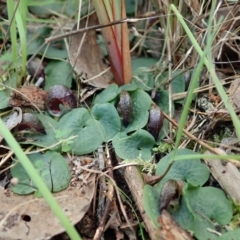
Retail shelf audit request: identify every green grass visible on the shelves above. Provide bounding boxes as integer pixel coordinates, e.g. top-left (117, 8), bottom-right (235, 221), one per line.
top-left (170, 1), bottom-right (240, 153)
top-left (6, 0), bottom-right (27, 83)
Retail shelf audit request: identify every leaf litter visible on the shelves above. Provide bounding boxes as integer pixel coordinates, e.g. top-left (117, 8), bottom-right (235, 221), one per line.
top-left (1, 1), bottom-right (240, 239)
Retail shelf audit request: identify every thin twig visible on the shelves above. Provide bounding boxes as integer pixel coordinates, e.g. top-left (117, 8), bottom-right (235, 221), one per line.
top-left (163, 111), bottom-right (240, 166)
top-left (94, 145), bottom-right (114, 240)
top-left (45, 14), bottom-right (160, 43)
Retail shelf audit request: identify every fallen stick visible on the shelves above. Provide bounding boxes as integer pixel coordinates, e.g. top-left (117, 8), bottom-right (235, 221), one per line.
top-left (204, 148), bottom-right (240, 205)
top-left (123, 165), bottom-right (158, 240)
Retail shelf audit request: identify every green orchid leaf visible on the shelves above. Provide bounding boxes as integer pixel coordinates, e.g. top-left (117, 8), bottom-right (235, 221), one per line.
top-left (125, 0), bottom-right (143, 14)
top-left (124, 89), bottom-right (152, 133)
top-left (156, 148), bottom-right (210, 188)
top-left (20, 108), bottom-right (105, 155)
top-left (27, 26), bottom-right (67, 59)
top-left (191, 214), bottom-right (220, 240)
top-left (171, 70), bottom-right (186, 95)
top-left (112, 129), bottom-right (155, 160)
top-left (155, 70), bottom-right (185, 94)
top-left (118, 82), bottom-right (138, 92)
top-left (154, 90), bottom-right (172, 114)
top-left (44, 60), bottom-right (73, 90)
top-left (20, 114), bottom-right (60, 151)
top-left (132, 72), bottom-right (155, 91)
top-left (92, 103), bottom-right (121, 141)
top-left (187, 186), bottom-right (233, 225)
top-left (93, 83), bottom-right (119, 104)
top-left (11, 151), bottom-right (71, 195)
top-left (59, 108), bottom-right (105, 155)
top-left (132, 57), bottom-right (157, 73)
top-left (219, 229), bottom-right (240, 240)
top-left (131, 57), bottom-right (158, 91)
top-left (171, 183), bottom-right (232, 239)
top-left (0, 71), bottom-right (19, 109)
top-left (143, 185), bottom-right (160, 227)
top-left (169, 196), bottom-right (194, 231)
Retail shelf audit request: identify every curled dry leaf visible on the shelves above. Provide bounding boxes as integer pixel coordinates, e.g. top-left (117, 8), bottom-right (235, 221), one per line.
top-left (68, 13), bottom-right (113, 88)
top-left (0, 174), bottom-right (96, 240)
top-left (147, 103), bottom-right (164, 140)
top-left (142, 173), bottom-right (163, 186)
top-left (117, 90), bottom-right (132, 127)
top-left (9, 86), bottom-right (47, 110)
top-left (0, 107), bottom-right (22, 143)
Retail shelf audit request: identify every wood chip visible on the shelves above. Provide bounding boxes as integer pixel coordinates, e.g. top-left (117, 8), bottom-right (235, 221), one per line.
top-left (157, 210), bottom-right (193, 240)
top-left (204, 148), bottom-right (240, 205)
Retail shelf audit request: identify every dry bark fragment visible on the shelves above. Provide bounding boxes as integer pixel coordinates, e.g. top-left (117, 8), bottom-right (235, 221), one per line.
top-left (204, 149), bottom-right (240, 205)
top-left (157, 210), bottom-right (193, 240)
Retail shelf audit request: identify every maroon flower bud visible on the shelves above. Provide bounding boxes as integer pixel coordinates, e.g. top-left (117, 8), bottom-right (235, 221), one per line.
top-left (46, 85), bottom-right (77, 117)
top-left (18, 113), bottom-right (46, 134)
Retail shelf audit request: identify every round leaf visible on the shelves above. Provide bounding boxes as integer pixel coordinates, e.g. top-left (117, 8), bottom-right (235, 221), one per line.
top-left (187, 186), bottom-right (233, 225)
top-left (154, 90), bottom-right (172, 114)
top-left (59, 108), bottom-right (105, 155)
top-left (154, 90), bottom-right (174, 143)
top-left (172, 70), bottom-right (186, 94)
top-left (112, 129), bottom-right (155, 160)
top-left (132, 57), bottom-right (157, 73)
top-left (92, 103), bottom-right (121, 141)
top-left (156, 149), bottom-right (210, 187)
top-left (27, 26), bottom-right (67, 59)
top-left (11, 151), bottom-right (71, 195)
top-left (143, 185), bottom-right (160, 227)
top-left (93, 84), bottom-right (119, 104)
top-left (219, 229), bottom-right (240, 240)
top-left (124, 89), bottom-right (152, 133)
top-left (0, 72), bottom-right (18, 109)
top-left (44, 61), bottom-right (73, 90)
top-left (19, 114), bottom-right (60, 151)
top-left (170, 196), bottom-right (194, 231)
top-left (132, 70), bottom-right (155, 91)
top-left (191, 214), bottom-right (219, 240)
top-left (155, 70), bottom-right (185, 94)
top-left (118, 83), bottom-right (138, 92)
top-left (131, 58), bottom-right (158, 90)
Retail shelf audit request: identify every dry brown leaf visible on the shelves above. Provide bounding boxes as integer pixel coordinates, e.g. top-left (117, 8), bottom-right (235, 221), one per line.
top-left (142, 173), bottom-right (162, 186)
top-left (9, 85), bottom-right (47, 110)
top-left (0, 174), bottom-right (96, 240)
top-left (0, 107), bottom-right (22, 143)
top-left (68, 13), bottom-right (113, 88)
